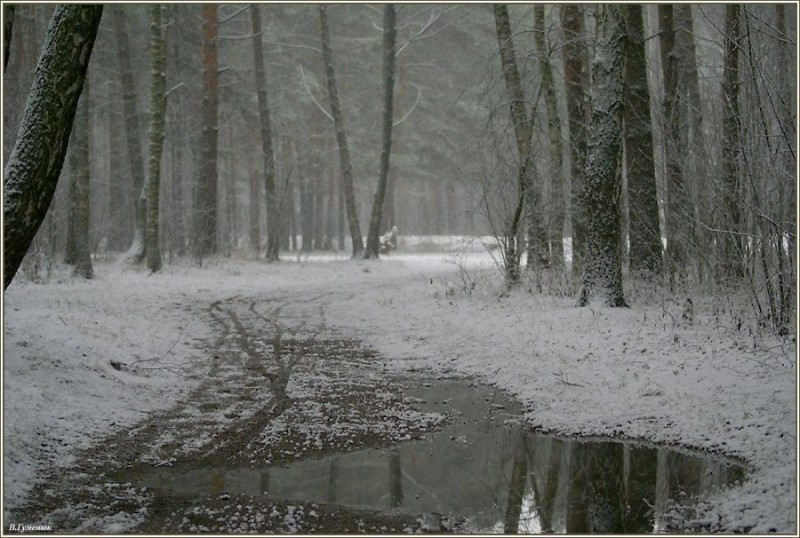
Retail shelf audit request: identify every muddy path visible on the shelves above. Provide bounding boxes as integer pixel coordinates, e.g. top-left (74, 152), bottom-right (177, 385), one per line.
top-left (10, 294), bottom-right (458, 534)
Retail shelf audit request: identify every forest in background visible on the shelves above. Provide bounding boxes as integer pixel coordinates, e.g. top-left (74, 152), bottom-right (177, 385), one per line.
top-left (3, 3), bottom-right (796, 335)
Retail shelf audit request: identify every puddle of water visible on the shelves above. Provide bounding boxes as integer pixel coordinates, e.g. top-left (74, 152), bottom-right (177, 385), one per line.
top-left (137, 380), bottom-right (747, 534)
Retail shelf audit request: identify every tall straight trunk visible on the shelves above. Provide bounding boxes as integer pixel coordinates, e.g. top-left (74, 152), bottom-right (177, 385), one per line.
top-left (66, 82), bottom-right (93, 279)
top-left (325, 166), bottom-right (337, 250)
top-left (494, 4), bottom-right (532, 285)
top-left (146, 5), bottom-right (167, 272)
top-left (249, 163), bottom-right (260, 250)
top-left (364, 4), bottom-right (397, 259)
top-left (194, 4), bottom-right (219, 261)
top-left (674, 4), bottom-right (708, 279)
top-left (250, 5), bottom-right (279, 261)
top-left (720, 4), bottom-right (743, 280)
top-left (562, 4), bottom-right (589, 273)
top-left (658, 5), bottom-right (689, 277)
top-left (319, 4), bottom-right (363, 258)
top-left (578, 4), bottom-right (626, 308)
top-left (113, 8), bottom-right (147, 262)
top-left (623, 4), bottom-right (661, 275)
top-left (3, 5), bottom-right (102, 289)
top-left (535, 4), bottom-right (564, 267)
top-left (107, 97), bottom-right (128, 251)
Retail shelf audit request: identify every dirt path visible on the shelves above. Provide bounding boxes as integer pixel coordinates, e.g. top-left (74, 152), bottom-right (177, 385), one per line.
top-left (10, 293), bottom-right (457, 534)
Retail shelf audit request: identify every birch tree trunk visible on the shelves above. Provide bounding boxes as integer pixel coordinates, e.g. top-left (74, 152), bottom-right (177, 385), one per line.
top-left (534, 4), bottom-right (564, 268)
top-left (3, 5), bottom-right (102, 289)
top-left (578, 4), bottom-right (626, 308)
top-left (364, 4), bottom-right (397, 259)
top-left (623, 4), bottom-right (661, 275)
top-left (319, 4), bottom-right (363, 258)
top-left (145, 5), bottom-right (167, 272)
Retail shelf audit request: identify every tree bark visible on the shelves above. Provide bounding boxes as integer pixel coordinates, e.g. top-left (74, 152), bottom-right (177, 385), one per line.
top-left (250, 5), bottom-right (280, 262)
top-left (658, 5), bottom-right (690, 277)
top-left (494, 4), bottom-right (532, 285)
top-left (720, 4), bottom-right (743, 281)
top-left (562, 4), bottom-right (590, 273)
top-left (65, 81), bottom-right (94, 279)
top-left (146, 5), bottom-right (167, 272)
top-left (4, 4), bottom-right (14, 72)
top-left (3, 5), bottom-right (102, 289)
top-left (113, 7), bottom-right (147, 263)
top-left (364, 4), bottom-right (397, 259)
top-left (194, 4), bottom-right (219, 261)
top-left (623, 5), bottom-right (662, 275)
top-left (319, 4), bottom-right (363, 258)
top-left (535, 4), bottom-right (564, 268)
top-left (578, 4), bottom-right (626, 308)
top-left (674, 5), bottom-right (708, 279)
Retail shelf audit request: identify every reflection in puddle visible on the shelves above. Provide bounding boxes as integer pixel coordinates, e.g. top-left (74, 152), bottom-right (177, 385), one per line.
top-left (138, 381), bottom-right (747, 533)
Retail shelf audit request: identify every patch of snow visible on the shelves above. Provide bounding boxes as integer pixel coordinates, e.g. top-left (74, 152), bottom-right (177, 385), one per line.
top-left (3, 251), bottom-right (796, 533)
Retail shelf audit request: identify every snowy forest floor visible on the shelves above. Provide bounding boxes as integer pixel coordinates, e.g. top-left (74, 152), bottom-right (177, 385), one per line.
top-left (2, 250), bottom-right (797, 533)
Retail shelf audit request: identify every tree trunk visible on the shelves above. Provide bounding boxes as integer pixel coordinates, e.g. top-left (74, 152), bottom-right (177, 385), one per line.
top-left (658, 5), bottom-right (689, 278)
top-left (194, 3), bottom-right (219, 261)
top-left (250, 5), bottom-right (280, 262)
top-left (364, 4), bottom-right (397, 259)
top-left (3, 5), bottom-right (102, 289)
top-left (578, 4), bottom-right (626, 308)
top-left (720, 4), bottom-right (743, 281)
top-left (535, 4), bottom-right (564, 268)
top-left (65, 81), bottom-right (94, 279)
top-left (623, 4), bottom-right (662, 275)
top-left (674, 5), bottom-right (708, 281)
top-left (146, 5), bottom-right (167, 272)
top-left (113, 7), bottom-right (147, 263)
top-left (494, 4), bottom-right (532, 286)
top-left (562, 4), bottom-right (590, 274)
top-left (319, 4), bottom-right (363, 258)
top-left (249, 163), bottom-right (261, 251)
top-left (4, 4), bottom-right (14, 72)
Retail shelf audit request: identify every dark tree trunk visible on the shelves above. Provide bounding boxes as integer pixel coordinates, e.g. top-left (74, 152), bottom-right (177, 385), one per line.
top-left (113, 7), bottom-right (147, 262)
top-left (3, 5), bottom-right (102, 289)
top-left (623, 4), bottom-right (662, 275)
top-left (364, 4), bottom-right (397, 259)
top-left (65, 82), bottom-right (94, 279)
top-left (146, 5), bottom-right (167, 273)
top-left (658, 5), bottom-right (689, 277)
top-left (249, 163), bottom-right (261, 251)
top-left (250, 5), bottom-right (280, 262)
top-left (194, 3), bottom-right (219, 261)
top-left (720, 4), bottom-right (743, 280)
top-left (578, 4), bottom-right (626, 308)
top-left (319, 4), bottom-right (363, 258)
top-left (4, 4), bottom-right (14, 72)
top-left (562, 4), bottom-right (590, 274)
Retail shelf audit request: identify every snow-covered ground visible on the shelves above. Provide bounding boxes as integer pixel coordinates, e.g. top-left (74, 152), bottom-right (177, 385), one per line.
top-left (3, 250), bottom-right (797, 532)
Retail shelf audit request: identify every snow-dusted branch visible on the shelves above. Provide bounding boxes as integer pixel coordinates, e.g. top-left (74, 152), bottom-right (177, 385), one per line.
top-left (393, 82), bottom-right (422, 128)
top-left (298, 64), bottom-right (334, 122)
